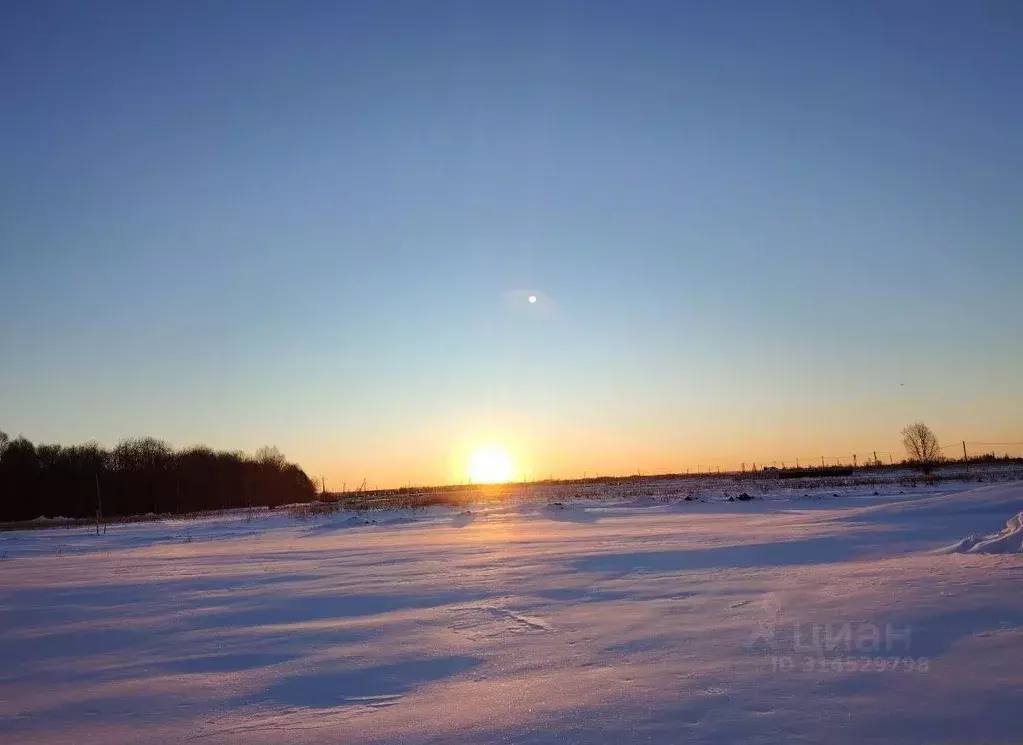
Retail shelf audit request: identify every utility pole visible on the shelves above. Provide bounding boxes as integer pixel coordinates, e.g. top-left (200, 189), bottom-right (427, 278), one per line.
top-left (873, 450), bottom-right (878, 467)
top-left (853, 454), bottom-right (857, 468)
top-left (821, 455), bottom-right (825, 468)
top-left (962, 440), bottom-right (968, 462)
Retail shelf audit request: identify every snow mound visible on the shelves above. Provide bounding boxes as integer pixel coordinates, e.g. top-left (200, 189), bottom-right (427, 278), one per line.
top-left (451, 510), bottom-right (475, 528)
top-left (540, 502), bottom-right (598, 523)
top-left (940, 510), bottom-right (1023, 554)
top-left (618, 497), bottom-right (663, 508)
top-left (379, 516), bottom-right (416, 525)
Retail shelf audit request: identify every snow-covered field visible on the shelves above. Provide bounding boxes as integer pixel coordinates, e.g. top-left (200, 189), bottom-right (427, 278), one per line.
top-left (2, 480), bottom-right (1022, 744)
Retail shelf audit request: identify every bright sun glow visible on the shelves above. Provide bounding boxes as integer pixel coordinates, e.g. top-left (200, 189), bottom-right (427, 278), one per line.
top-left (467, 446), bottom-right (516, 484)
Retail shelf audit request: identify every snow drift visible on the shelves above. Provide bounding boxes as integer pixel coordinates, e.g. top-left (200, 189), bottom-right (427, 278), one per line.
top-left (941, 510), bottom-right (1023, 554)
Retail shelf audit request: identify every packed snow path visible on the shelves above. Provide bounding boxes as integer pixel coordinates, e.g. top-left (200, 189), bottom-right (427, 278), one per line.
top-left (2, 482), bottom-right (1022, 744)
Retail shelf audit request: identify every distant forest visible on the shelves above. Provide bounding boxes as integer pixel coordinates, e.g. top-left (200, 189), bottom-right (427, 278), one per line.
top-left (0, 431), bottom-right (316, 523)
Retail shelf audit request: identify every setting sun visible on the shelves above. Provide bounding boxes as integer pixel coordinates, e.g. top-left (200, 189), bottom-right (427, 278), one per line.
top-left (467, 446), bottom-right (516, 484)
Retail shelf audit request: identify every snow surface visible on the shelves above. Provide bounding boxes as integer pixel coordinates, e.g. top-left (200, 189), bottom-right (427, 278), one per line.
top-left (2, 482), bottom-right (1022, 744)
top-left (941, 510), bottom-right (1023, 555)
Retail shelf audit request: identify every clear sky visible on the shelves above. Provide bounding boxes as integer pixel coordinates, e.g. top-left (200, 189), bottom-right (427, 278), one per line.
top-left (2, 1), bottom-right (1021, 487)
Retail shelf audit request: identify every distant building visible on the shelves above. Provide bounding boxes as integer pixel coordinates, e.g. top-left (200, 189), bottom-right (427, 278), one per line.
top-left (761, 466), bottom-right (780, 479)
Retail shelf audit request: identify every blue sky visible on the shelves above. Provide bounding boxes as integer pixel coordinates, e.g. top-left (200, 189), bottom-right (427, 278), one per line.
top-left (2, 1), bottom-right (1021, 485)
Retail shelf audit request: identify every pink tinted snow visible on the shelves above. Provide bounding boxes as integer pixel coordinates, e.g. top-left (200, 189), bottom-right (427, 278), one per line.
top-left (0, 482), bottom-right (1021, 743)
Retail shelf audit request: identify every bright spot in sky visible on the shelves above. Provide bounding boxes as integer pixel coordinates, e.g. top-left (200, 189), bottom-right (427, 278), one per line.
top-left (528, 295), bottom-right (537, 303)
top-left (467, 446), bottom-right (516, 484)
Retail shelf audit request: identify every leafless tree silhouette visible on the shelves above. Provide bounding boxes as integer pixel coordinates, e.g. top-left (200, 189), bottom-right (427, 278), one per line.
top-left (901, 422), bottom-right (941, 472)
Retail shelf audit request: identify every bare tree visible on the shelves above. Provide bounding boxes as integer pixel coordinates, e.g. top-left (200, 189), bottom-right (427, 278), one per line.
top-left (902, 422), bottom-right (941, 472)
top-left (255, 445), bottom-right (286, 470)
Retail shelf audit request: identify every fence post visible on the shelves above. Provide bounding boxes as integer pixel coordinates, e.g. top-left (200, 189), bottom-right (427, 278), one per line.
top-left (94, 472), bottom-right (103, 536)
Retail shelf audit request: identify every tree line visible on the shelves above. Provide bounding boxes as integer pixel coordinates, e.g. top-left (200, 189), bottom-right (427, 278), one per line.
top-left (0, 431), bottom-right (316, 522)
